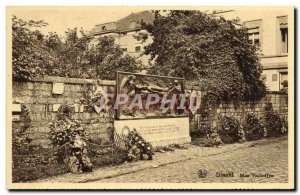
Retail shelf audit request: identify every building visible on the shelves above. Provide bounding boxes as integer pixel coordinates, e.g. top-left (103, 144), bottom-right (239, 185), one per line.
top-left (90, 11), bottom-right (154, 69)
top-left (214, 9), bottom-right (290, 91)
top-left (91, 9), bottom-right (290, 91)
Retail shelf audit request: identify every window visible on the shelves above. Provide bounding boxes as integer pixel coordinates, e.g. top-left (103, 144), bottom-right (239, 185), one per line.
top-left (280, 72), bottom-right (288, 83)
top-left (121, 48), bottom-right (127, 52)
top-left (135, 46), bottom-right (141, 52)
top-left (248, 29), bottom-right (260, 45)
top-left (244, 20), bottom-right (262, 46)
top-left (102, 26), bottom-right (106, 31)
top-left (278, 16), bottom-right (288, 54)
top-left (272, 74), bottom-right (278, 82)
top-left (280, 72), bottom-right (288, 87)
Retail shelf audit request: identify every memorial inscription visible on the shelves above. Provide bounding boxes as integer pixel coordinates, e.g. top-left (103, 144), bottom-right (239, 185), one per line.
top-left (114, 117), bottom-right (191, 147)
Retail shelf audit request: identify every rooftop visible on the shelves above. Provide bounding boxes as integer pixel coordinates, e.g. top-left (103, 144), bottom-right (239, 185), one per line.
top-left (91, 11), bottom-right (154, 35)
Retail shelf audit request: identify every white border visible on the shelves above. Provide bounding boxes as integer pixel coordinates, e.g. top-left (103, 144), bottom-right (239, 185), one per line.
top-left (1, 1), bottom-right (299, 195)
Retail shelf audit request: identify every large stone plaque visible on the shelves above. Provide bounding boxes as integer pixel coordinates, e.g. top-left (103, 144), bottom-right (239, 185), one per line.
top-left (116, 71), bottom-right (187, 119)
top-left (114, 117), bottom-right (191, 147)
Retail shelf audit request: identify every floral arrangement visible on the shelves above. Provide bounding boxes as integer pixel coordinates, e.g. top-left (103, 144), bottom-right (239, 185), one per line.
top-left (244, 113), bottom-right (265, 141)
top-left (49, 104), bottom-right (92, 173)
top-left (49, 118), bottom-right (87, 147)
top-left (264, 102), bottom-right (288, 137)
top-left (63, 135), bottom-right (93, 173)
top-left (205, 127), bottom-right (223, 147)
top-left (218, 115), bottom-right (246, 143)
top-left (126, 129), bottom-right (153, 161)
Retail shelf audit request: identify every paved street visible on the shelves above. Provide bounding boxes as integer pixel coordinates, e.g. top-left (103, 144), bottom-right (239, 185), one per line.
top-left (35, 136), bottom-right (288, 183)
top-left (93, 137), bottom-right (288, 183)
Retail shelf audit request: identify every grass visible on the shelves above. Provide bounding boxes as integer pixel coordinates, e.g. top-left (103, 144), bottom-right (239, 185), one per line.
top-left (12, 146), bottom-right (128, 183)
top-left (12, 163), bottom-right (68, 183)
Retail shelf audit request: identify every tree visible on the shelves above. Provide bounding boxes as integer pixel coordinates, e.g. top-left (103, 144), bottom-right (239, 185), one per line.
top-left (44, 28), bottom-right (92, 78)
top-left (12, 16), bottom-right (140, 80)
top-left (44, 29), bottom-right (140, 79)
top-left (88, 36), bottom-right (140, 80)
top-left (12, 15), bottom-right (57, 80)
top-left (142, 10), bottom-right (266, 104)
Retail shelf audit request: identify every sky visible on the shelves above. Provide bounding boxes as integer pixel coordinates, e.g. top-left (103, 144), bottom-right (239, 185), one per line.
top-left (9, 7), bottom-right (142, 36)
top-left (9, 6), bottom-right (292, 37)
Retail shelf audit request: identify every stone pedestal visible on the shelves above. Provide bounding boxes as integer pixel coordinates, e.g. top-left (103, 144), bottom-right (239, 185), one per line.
top-left (114, 117), bottom-right (191, 147)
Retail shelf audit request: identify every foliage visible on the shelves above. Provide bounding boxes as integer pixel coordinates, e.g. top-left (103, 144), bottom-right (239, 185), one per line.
top-left (281, 116), bottom-right (288, 134)
top-left (126, 129), bottom-right (153, 161)
top-left (44, 30), bottom-right (140, 79)
top-left (49, 105), bottom-right (86, 147)
top-left (12, 160), bottom-right (68, 182)
top-left (217, 115), bottom-right (245, 143)
top-left (12, 134), bottom-right (33, 155)
top-left (243, 113), bottom-right (265, 141)
top-left (280, 80), bottom-right (288, 94)
top-left (142, 10), bottom-right (266, 105)
top-left (48, 105), bottom-right (84, 145)
top-left (12, 16), bottom-right (140, 80)
top-left (264, 103), bottom-right (288, 137)
top-left (48, 105), bottom-right (93, 172)
top-left (12, 104), bottom-right (33, 154)
top-left (43, 29), bottom-right (91, 78)
top-left (19, 105), bottom-right (31, 133)
top-left (12, 16), bottom-right (56, 80)
top-left (205, 127), bottom-right (223, 147)
top-left (87, 36), bottom-right (140, 80)
top-left (12, 146), bottom-right (128, 182)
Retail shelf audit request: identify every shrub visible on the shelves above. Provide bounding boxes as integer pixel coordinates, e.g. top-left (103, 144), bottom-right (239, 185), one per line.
top-left (143, 10), bottom-right (266, 104)
top-left (280, 80), bottom-right (288, 94)
top-left (244, 113), bottom-right (265, 141)
top-left (217, 116), bottom-right (245, 144)
top-left (12, 104), bottom-right (33, 155)
top-left (12, 160), bottom-right (68, 182)
top-left (264, 102), bottom-right (287, 137)
top-left (48, 105), bottom-right (92, 173)
top-left (12, 16), bottom-right (139, 81)
top-left (281, 116), bottom-right (288, 134)
top-left (205, 126), bottom-right (223, 147)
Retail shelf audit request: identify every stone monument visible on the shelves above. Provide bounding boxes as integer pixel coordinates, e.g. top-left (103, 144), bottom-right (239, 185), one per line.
top-left (114, 71), bottom-right (191, 147)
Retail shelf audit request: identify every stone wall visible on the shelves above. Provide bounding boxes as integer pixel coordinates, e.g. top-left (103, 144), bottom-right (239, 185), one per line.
top-left (192, 91), bottom-right (288, 132)
top-left (11, 76), bottom-right (289, 147)
top-left (12, 76), bottom-right (116, 148)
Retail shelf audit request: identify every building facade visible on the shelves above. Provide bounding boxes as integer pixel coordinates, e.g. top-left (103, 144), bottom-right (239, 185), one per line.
top-left (215, 9), bottom-right (290, 91)
top-left (91, 9), bottom-right (291, 91)
top-left (90, 11), bottom-right (154, 70)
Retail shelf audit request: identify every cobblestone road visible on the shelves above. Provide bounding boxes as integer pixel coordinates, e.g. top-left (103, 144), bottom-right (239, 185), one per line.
top-left (34, 136), bottom-right (288, 183)
top-left (92, 137), bottom-right (288, 183)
